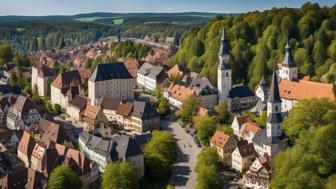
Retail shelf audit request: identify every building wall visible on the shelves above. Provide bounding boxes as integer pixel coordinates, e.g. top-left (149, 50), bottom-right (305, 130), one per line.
top-left (137, 74), bottom-right (157, 91)
top-left (255, 86), bottom-right (266, 102)
top-left (279, 66), bottom-right (297, 81)
top-left (89, 79), bottom-right (134, 106)
top-left (51, 86), bottom-right (61, 105)
top-left (66, 105), bottom-right (81, 121)
top-left (217, 69), bottom-right (232, 103)
top-left (232, 149), bottom-right (255, 173)
top-left (281, 98), bottom-right (296, 113)
top-left (199, 94), bottom-right (217, 109)
top-left (211, 137), bottom-right (237, 166)
top-left (17, 149), bottom-right (30, 167)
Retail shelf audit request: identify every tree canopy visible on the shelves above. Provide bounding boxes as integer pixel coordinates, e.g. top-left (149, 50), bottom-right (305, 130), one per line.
top-left (270, 99), bottom-right (336, 189)
top-left (195, 147), bottom-right (220, 189)
top-left (102, 162), bottom-right (139, 189)
top-left (47, 165), bottom-right (82, 189)
top-left (144, 131), bottom-right (176, 179)
top-left (172, 3), bottom-right (336, 87)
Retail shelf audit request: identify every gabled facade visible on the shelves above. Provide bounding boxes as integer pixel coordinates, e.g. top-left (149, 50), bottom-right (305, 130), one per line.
top-left (243, 154), bottom-right (272, 188)
top-left (6, 95), bottom-right (41, 130)
top-left (31, 63), bottom-right (54, 97)
top-left (51, 69), bottom-right (91, 109)
top-left (78, 132), bottom-right (145, 177)
top-left (137, 63), bottom-right (167, 91)
top-left (232, 143), bottom-right (257, 173)
top-left (210, 131), bottom-right (238, 166)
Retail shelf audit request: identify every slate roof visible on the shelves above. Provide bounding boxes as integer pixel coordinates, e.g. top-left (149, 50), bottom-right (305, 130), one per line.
top-left (189, 77), bottom-right (217, 95)
top-left (79, 132), bottom-right (143, 161)
top-left (132, 101), bottom-right (159, 119)
top-left (267, 113), bottom-right (283, 124)
top-left (0, 85), bottom-right (21, 96)
top-left (89, 62), bottom-right (133, 82)
top-left (138, 63), bottom-right (166, 80)
top-left (252, 129), bottom-right (287, 146)
top-left (259, 75), bottom-right (267, 87)
top-left (282, 41), bottom-right (296, 68)
top-left (229, 84), bottom-right (255, 98)
top-left (218, 27), bottom-right (230, 56)
top-left (268, 70), bottom-right (282, 103)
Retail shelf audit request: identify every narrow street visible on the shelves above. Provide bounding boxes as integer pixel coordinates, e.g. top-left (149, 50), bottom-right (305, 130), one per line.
top-left (161, 118), bottom-right (201, 189)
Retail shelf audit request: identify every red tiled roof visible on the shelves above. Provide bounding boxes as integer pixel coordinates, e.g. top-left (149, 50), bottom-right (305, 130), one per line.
top-left (279, 79), bottom-right (335, 101)
top-left (210, 131), bottom-right (232, 149)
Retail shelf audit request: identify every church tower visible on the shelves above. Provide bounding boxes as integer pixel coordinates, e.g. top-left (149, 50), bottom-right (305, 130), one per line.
top-left (217, 28), bottom-right (232, 103)
top-left (256, 75), bottom-right (268, 102)
top-left (279, 40), bottom-right (297, 81)
top-left (267, 70), bottom-right (283, 138)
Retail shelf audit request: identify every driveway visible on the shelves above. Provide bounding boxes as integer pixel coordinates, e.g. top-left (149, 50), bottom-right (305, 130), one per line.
top-left (161, 118), bottom-right (201, 189)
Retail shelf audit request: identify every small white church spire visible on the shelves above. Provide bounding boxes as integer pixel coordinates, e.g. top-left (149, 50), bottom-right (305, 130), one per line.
top-left (217, 27), bottom-right (232, 104)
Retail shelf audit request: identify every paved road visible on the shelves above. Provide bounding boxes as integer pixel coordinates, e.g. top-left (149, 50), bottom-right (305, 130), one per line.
top-left (161, 118), bottom-right (201, 189)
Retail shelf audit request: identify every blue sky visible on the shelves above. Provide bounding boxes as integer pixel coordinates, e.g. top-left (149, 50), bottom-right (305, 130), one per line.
top-left (0, 0), bottom-right (335, 16)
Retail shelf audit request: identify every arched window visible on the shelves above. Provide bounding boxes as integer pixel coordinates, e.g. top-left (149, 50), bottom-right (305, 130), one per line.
top-left (275, 105), bottom-right (278, 111)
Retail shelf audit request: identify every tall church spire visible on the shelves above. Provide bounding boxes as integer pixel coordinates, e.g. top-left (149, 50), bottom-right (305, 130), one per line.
top-left (218, 28), bottom-right (230, 70)
top-left (268, 69), bottom-right (282, 103)
top-left (217, 27), bottom-right (232, 105)
top-left (218, 28), bottom-right (230, 56)
top-left (266, 69), bottom-right (283, 137)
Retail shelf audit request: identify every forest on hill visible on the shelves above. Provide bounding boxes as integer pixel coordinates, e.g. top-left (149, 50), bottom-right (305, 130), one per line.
top-left (0, 12), bottom-right (234, 53)
top-left (171, 3), bottom-right (336, 88)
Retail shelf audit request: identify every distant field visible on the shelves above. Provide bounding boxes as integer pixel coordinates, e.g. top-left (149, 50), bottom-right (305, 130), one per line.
top-left (76, 16), bottom-right (116, 22)
top-left (113, 18), bottom-right (124, 25)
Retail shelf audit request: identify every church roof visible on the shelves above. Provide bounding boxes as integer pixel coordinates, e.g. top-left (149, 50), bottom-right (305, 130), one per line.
top-left (229, 84), bottom-right (255, 98)
top-left (89, 63), bottom-right (132, 82)
top-left (259, 75), bottom-right (267, 87)
top-left (268, 70), bottom-right (282, 103)
top-left (218, 28), bottom-right (231, 70)
top-left (218, 28), bottom-right (230, 56)
top-left (281, 40), bottom-right (296, 68)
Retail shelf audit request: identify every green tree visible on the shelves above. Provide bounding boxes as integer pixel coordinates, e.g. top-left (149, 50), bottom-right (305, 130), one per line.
top-left (9, 74), bottom-right (17, 86)
top-left (312, 41), bottom-right (327, 67)
top-left (47, 165), bottom-right (82, 189)
top-left (271, 99), bottom-right (336, 189)
top-left (102, 162), bottom-right (138, 189)
top-left (282, 99), bottom-right (335, 140)
top-left (194, 115), bottom-right (217, 146)
top-left (53, 104), bottom-right (62, 115)
top-left (0, 42), bottom-right (13, 63)
top-left (144, 131), bottom-right (176, 179)
top-left (213, 102), bottom-right (231, 124)
top-left (178, 95), bottom-right (200, 123)
top-left (195, 147), bottom-right (219, 189)
top-left (158, 97), bottom-right (170, 117)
